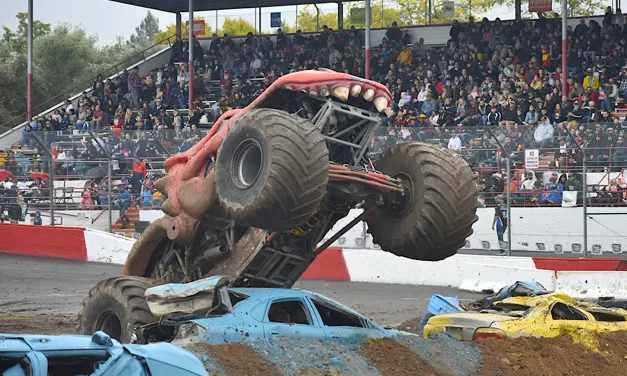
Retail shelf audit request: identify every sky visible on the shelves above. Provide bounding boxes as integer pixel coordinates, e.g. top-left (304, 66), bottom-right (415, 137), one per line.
top-left (0, 0), bottom-right (613, 46)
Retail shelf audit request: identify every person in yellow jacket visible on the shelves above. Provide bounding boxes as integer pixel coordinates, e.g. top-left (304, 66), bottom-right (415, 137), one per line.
top-left (397, 46), bottom-right (412, 66)
top-left (582, 68), bottom-right (599, 90)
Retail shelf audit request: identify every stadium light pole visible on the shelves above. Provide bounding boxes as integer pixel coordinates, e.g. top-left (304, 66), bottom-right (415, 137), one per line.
top-left (27, 0), bottom-right (33, 122)
top-left (561, 0), bottom-right (567, 97)
top-left (188, 0), bottom-right (194, 113)
top-left (365, 0), bottom-right (371, 79)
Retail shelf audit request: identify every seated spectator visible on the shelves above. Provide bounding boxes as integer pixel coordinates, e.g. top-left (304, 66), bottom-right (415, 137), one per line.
top-left (531, 116), bottom-right (554, 149)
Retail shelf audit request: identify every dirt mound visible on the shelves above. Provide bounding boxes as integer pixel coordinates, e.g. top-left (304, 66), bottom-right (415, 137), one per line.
top-left (477, 333), bottom-right (627, 376)
top-left (395, 317), bottom-right (421, 334)
top-left (0, 315), bottom-right (76, 335)
top-left (196, 343), bottom-right (282, 376)
top-left (296, 369), bottom-right (349, 376)
top-left (360, 338), bottom-right (445, 376)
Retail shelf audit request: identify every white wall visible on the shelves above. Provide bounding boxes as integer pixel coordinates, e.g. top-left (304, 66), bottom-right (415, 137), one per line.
top-left (66, 205), bottom-right (627, 255)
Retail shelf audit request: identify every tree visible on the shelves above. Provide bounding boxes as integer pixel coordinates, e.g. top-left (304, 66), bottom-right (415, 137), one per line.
top-left (219, 17), bottom-right (256, 36)
top-left (153, 17), bottom-right (213, 45)
top-left (0, 15), bottom-right (145, 126)
top-left (280, 20), bottom-right (297, 33)
top-left (294, 5), bottom-right (341, 32)
top-left (130, 11), bottom-right (160, 46)
top-left (1, 12), bottom-right (51, 53)
top-left (344, 2), bottom-right (405, 29)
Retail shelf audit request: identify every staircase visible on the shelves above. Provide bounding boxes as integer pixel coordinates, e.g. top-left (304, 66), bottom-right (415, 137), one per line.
top-left (613, 103), bottom-right (627, 121)
top-left (110, 206), bottom-right (139, 237)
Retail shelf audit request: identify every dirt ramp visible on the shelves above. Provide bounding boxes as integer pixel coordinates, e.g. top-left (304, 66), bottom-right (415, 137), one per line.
top-left (477, 333), bottom-right (627, 376)
top-left (360, 338), bottom-right (445, 376)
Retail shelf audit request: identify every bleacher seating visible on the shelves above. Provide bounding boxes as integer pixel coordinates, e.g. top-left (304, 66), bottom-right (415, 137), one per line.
top-left (2, 12), bottom-right (627, 228)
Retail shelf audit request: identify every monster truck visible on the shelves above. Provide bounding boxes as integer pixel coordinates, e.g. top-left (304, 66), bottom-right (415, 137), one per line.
top-left (78, 69), bottom-right (480, 342)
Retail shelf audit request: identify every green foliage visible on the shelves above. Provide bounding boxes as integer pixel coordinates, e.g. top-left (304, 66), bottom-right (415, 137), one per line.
top-left (130, 11), bottom-right (160, 47)
top-left (0, 13), bottom-right (154, 126)
top-left (1, 12), bottom-right (51, 53)
top-left (219, 17), bottom-right (256, 36)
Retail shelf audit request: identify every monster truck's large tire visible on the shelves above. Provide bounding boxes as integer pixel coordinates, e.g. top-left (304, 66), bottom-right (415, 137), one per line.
top-left (215, 108), bottom-right (329, 231)
top-left (366, 142), bottom-right (479, 261)
top-left (77, 276), bottom-right (156, 343)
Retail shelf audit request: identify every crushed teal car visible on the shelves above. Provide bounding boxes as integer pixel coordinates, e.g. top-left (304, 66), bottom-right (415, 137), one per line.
top-left (0, 331), bottom-right (208, 376)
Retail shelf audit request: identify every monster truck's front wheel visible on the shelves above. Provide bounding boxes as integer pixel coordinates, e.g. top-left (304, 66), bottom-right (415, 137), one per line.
top-left (216, 108), bottom-right (329, 231)
top-left (78, 277), bottom-right (157, 343)
top-left (367, 142), bottom-right (479, 261)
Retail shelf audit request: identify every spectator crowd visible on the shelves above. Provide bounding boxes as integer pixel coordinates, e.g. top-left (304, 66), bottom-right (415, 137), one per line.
top-left (3, 8), bottom-right (627, 223)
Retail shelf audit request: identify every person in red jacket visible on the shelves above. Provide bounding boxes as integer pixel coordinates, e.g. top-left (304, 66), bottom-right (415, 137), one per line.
top-left (130, 158), bottom-right (147, 194)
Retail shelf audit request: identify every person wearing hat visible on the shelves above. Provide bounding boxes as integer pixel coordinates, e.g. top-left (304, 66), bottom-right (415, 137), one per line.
top-left (583, 68), bottom-right (599, 91)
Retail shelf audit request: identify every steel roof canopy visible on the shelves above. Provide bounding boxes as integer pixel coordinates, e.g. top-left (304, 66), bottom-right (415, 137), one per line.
top-left (109, 0), bottom-right (343, 13)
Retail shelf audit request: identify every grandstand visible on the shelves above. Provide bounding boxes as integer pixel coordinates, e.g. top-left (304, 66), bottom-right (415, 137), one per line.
top-left (1, 9), bottom-right (626, 240)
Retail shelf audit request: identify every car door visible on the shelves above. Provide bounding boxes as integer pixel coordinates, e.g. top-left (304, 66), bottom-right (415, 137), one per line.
top-left (262, 298), bottom-right (327, 341)
top-left (308, 298), bottom-right (387, 342)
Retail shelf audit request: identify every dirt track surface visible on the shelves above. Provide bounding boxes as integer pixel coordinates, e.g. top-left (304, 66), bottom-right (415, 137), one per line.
top-left (184, 332), bottom-right (627, 376)
top-left (0, 253), bottom-right (483, 334)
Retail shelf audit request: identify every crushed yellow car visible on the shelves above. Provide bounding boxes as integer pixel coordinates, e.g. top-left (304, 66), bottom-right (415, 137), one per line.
top-left (423, 292), bottom-right (627, 351)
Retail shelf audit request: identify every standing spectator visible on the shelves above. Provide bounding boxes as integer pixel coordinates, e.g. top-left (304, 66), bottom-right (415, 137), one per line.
top-left (127, 67), bottom-right (141, 109)
top-left (117, 186), bottom-right (132, 228)
top-left (130, 158), bottom-right (147, 194)
top-left (492, 195), bottom-right (508, 255)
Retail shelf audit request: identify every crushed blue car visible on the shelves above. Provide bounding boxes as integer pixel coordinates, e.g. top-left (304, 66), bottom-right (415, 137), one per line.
top-left (416, 281), bottom-right (548, 332)
top-left (79, 276), bottom-right (415, 346)
top-left (0, 331), bottom-right (208, 376)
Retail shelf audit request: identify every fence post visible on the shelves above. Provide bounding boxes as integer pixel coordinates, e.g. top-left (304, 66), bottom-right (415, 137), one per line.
top-left (582, 147), bottom-right (588, 258)
top-left (30, 132), bottom-right (54, 226)
top-left (108, 154), bottom-right (113, 233)
top-left (486, 127), bottom-right (511, 255)
top-left (506, 157), bottom-right (512, 256)
top-left (564, 125), bottom-right (587, 258)
top-left (48, 156), bottom-right (55, 226)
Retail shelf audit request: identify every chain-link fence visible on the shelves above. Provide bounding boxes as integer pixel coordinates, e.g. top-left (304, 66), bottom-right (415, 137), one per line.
top-left (1, 123), bottom-right (626, 256)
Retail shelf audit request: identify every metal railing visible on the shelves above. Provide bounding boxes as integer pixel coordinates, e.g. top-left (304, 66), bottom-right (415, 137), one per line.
top-left (0, 34), bottom-right (177, 133)
top-left (1, 125), bottom-right (625, 254)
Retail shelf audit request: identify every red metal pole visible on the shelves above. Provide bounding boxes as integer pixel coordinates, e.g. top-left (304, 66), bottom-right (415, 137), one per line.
top-left (561, 1), bottom-right (568, 97)
top-left (188, 0), bottom-right (194, 113)
top-left (365, 0), bottom-right (371, 79)
top-left (27, 0), bottom-right (33, 122)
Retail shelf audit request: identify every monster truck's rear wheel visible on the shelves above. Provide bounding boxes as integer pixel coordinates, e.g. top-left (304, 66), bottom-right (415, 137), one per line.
top-left (366, 142), bottom-right (479, 261)
top-left (216, 108), bottom-right (329, 231)
top-left (78, 277), bottom-right (156, 343)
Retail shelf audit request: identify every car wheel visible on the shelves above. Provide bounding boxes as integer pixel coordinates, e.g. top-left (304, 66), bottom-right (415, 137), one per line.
top-left (215, 108), bottom-right (329, 231)
top-left (77, 277), bottom-right (157, 343)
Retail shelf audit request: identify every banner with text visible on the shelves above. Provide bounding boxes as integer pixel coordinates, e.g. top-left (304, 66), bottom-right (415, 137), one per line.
top-left (528, 0), bottom-right (552, 12)
top-left (271, 12), bottom-right (282, 28)
top-left (186, 20), bottom-right (206, 36)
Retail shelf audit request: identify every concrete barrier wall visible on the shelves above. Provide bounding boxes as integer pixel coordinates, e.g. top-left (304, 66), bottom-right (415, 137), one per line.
top-left (555, 271), bottom-right (627, 300)
top-left (84, 229), bottom-right (135, 265)
top-left (4, 224), bottom-right (627, 299)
